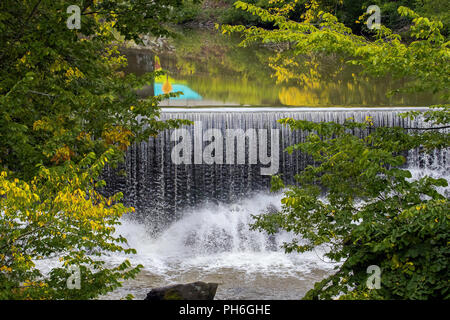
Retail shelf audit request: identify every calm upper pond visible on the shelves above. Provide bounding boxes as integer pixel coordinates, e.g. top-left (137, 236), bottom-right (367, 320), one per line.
top-left (123, 28), bottom-right (442, 108)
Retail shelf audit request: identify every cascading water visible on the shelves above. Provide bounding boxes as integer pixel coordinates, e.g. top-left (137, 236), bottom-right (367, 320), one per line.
top-left (100, 107), bottom-right (448, 299)
top-left (103, 108), bottom-right (447, 225)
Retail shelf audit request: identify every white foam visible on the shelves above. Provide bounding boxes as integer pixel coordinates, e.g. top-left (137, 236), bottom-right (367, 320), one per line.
top-left (112, 192), bottom-right (337, 277)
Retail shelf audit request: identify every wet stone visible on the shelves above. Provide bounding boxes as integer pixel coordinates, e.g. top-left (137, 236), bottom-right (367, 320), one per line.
top-left (144, 281), bottom-right (219, 300)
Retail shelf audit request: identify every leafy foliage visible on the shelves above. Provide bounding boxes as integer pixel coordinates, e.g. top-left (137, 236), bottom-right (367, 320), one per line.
top-left (0, 150), bottom-right (143, 299)
top-left (223, 1), bottom-right (450, 299)
top-left (258, 116), bottom-right (449, 299)
top-left (0, 0), bottom-right (191, 180)
top-left (0, 0), bottom-right (191, 299)
top-left (206, 0), bottom-right (449, 36)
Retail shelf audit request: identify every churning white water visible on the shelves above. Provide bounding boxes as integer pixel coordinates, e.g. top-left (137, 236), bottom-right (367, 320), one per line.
top-left (102, 192), bottom-right (338, 299)
top-left (104, 156), bottom-right (448, 299)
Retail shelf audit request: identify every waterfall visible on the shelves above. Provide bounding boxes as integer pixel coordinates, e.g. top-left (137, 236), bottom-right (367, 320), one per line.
top-left (102, 107), bottom-right (448, 232)
top-left (96, 107), bottom-right (449, 299)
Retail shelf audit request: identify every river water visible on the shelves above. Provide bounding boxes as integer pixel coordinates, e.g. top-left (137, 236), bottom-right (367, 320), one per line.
top-left (87, 30), bottom-right (450, 299)
top-left (102, 192), bottom-right (338, 300)
top-left (123, 29), bottom-right (442, 108)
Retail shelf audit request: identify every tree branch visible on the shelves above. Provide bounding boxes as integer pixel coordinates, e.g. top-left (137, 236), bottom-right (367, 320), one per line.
top-left (403, 126), bottom-right (450, 130)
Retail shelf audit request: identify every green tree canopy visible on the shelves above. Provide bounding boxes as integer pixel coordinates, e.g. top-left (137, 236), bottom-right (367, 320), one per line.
top-left (0, 0), bottom-right (191, 180)
top-left (0, 0), bottom-right (191, 299)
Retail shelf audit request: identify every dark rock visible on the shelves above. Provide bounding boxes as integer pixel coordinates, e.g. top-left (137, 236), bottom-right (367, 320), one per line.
top-left (144, 281), bottom-right (219, 300)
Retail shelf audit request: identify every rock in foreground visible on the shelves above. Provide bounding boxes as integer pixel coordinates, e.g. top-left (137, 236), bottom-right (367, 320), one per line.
top-left (144, 281), bottom-right (219, 300)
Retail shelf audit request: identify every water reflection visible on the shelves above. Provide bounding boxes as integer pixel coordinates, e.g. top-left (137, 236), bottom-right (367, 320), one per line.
top-left (123, 30), bottom-right (442, 107)
top-left (155, 71), bottom-right (202, 100)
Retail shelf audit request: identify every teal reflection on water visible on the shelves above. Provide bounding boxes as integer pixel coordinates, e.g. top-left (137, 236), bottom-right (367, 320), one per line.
top-left (154, 83), bottom-right (202, 100)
